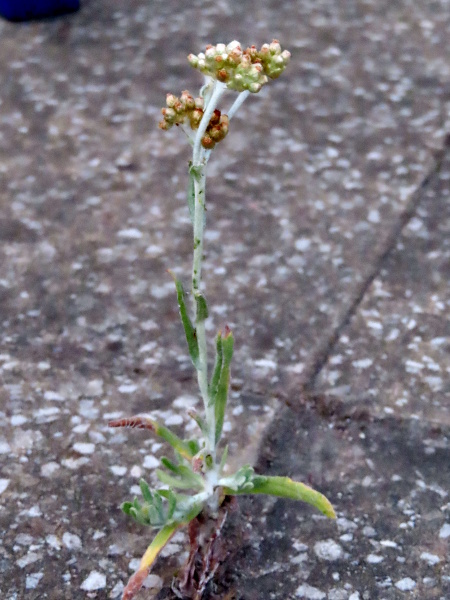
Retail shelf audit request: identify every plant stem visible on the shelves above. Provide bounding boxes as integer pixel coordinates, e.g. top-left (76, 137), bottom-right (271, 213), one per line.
top-left (191, 166), bottom-right (214, 453)
top-left (193, 81), bottom-right (227, 167)
top-left (227, 90), bottom-right (249, 121)
top-left (190, 81), bottom-right (229, 457)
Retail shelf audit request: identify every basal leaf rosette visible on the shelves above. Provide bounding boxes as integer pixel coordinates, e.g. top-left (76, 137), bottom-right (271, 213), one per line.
top-left (188, 40), bottom-right (291, 93)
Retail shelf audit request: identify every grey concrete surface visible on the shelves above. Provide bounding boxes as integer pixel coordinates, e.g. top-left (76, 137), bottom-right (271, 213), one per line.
top-left (0, 1), bottom-right (449, 598)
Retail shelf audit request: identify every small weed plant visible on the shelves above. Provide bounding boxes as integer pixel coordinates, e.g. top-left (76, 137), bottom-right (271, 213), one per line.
top-left (109, 40), bottom-right (336, 600)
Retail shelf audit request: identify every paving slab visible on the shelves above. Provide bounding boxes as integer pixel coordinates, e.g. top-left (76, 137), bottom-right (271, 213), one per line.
top-left (0, 0), bottom-right (449, 598)
top-left (314, 139), bottom-right (450, 424)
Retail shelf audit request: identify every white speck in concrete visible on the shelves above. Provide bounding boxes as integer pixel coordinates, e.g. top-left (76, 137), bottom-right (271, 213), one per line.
top-left (17, 552), bottom-right (41, 568)
top-left (143, 455), bottom-right (159, 469)
top-left (46, 534), bottom-right (61, 550)
top-left (110, 581), bottom-right (125, 597)
top-left (26, 572), bottom-right (43, 589)
top-left (352, 358), bottom-right (373, 369)
top-left (44, 391), bottom-right (65, 401)
top-left (173, 394), bottom-right (198, 409)
top-left (439, 523), bottom-right (450, 539)
top-left (367, 209), bottom-right (380, 223)
top-left (0, 440), bottom-right (11, 454)
top-left (80, 570), bottom-right (106, 591)
top-left (118, 383), bottom-right (138, 394)
top-left (314, 539), bottom-right (343, 561)
top-left (165, 414), bottom-right (183, 426)
top-left (366, 554), bottom-right (384, 563)
top-left (62, 457), bottom-right (90, 469)
top-left (11, 414), bottom-right (28, 426)
top-left (73, 423), bottom-right (90, 434)
top-left (22, 505), bottom-right (42, 517)
top-left (295, 583), bottom-right (326, 599)
top-left (110, 465), bottom-right (127, 476)
top-left (420, 552), bottom-right (440, 566)
top-left (130, 465), bottom-right (143, 478)
top-left (0, 478), bottom-right (10, 495)
top-left (349, 593), bottom-right (361, 600)
top-left (142, 573), bottom-right (163, 589)
top-left (15, 533), bottom-right (33, 545)
top-left (292, 541), bottom-right (308, 552)
top-left (73, 442), bottom-right (95, 455)
top-left (395, 577), bottom-right (416, 591)
top-left (380, 540), bottom-right (398, 548)
top-left (41, 462), bottom-right (60, 477)
top-left (117, 228), bottom-right (142, 239)
top-left (295, 238), bottom-right (311, 252)
top-left (62, 532), bottom-right (82, 550)
top-left (86, 379), bottom-right (104, 396)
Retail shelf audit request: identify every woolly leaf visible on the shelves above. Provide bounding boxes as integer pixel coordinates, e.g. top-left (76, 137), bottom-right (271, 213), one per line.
top-left (168, 271), bottom-right (199, 368)
top-left (230, 475), bottom-right (336, 519)
top-left (214, 328), bottom-right (234, 444)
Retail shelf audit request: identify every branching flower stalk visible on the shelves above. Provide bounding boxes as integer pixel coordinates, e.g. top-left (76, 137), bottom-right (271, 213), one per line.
top-left (109, 40), bottom-right (336, 600)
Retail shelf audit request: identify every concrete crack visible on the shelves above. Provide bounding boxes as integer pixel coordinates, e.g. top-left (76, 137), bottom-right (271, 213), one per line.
top-left (300, 134), bottom-right (450, 392)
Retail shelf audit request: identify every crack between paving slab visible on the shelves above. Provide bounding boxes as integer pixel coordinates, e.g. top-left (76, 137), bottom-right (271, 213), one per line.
top-left (300, 133), bottom-right (450, 394)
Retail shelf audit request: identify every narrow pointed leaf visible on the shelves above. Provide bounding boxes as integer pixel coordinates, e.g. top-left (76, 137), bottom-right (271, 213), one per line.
top-left (139, 479), bottom-right (153, 503)
top-left (157, 489), bottom-right (177, 520)
top-left (186, 438), bottom-right (201, 455)
top-left (214, 329), bottom-right (234, 445)
top-left (168, 271), bottom-right (199, 368)
top-left (108, 415), bottom-right (195, 461)
top-left (160, 457), bottom-right (180, 474)
top-left (156, 469), bottom-right (203, 491)
top-left (187, 409), bottom-right (207, 436)
top-left (208, 332), bottom-right (223, 403)
top-left (227, 475), bottom-right (336, 519)
top-left (194, 291), bottom-right (209, 322)
top-left (122, 522), bottom-right (181, 600)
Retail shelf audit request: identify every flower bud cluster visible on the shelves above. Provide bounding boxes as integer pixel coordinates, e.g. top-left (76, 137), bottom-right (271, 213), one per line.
top-left (188, 40), bottom-right (290, 93)
top-left (200, 109), bottom-right (229, 149)
top-left (159, 91), bottom-right (229, 149)
top-left (159, 90), bottom-right (204, 131)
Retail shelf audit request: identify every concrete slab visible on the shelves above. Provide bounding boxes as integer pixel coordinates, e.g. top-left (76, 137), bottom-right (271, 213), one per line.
top-left (314, 140), bottom-right (450, 424)
top-left (0, 0), bottom-right (449, 598)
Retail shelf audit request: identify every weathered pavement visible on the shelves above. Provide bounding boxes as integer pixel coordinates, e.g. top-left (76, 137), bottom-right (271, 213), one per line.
top-left (0, 1), bottom-right (449, 599)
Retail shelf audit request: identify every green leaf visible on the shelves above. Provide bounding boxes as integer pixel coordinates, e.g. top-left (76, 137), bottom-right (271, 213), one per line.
top-left (108, 415), bottom-right (195, 461)
top-left (219, 464), bottom-right (255, 493)
top-left (158, 489), bottom-right (177, 520)
top-left (213, 328), bottom-right (234, 445)
top-left (168, 271), bottom-right (199, 368)
top-left (160, 457), bottom-right (179, 474)
top-left (208, 332), bottom-right (223, 403)
top-left (194, 291), bottom-right (209, 322)
top-left (139, 479), bottom-right (153, 503)
top-left (230, 475), bottom-right (336, 519)
top-left (187, 438), bottom-right (201, 455)
top-left (156, 469), bottom-right (204, 491)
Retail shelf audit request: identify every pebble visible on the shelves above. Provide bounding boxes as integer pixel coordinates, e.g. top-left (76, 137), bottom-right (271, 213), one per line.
top-left (395, 577), bottom-right (416, 591)
top-left (62, 532), bottom-right (82, 550)
top-left (143, 455), bottom-right (159, 469)
top-left (420, 552), bottom-right (440, 565)
top-left (314, 539), bottom-right (343, 561)
top-left (439, 523), bottom-right (450, 539)
top-left (80, 570), bottom-right (106, 591)
top-left (73, 442), bottom-right (95, 455)
top-left (295, 583), bottom-right (326, 599)
top-left (0, 479), bottom-right (10, 495)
